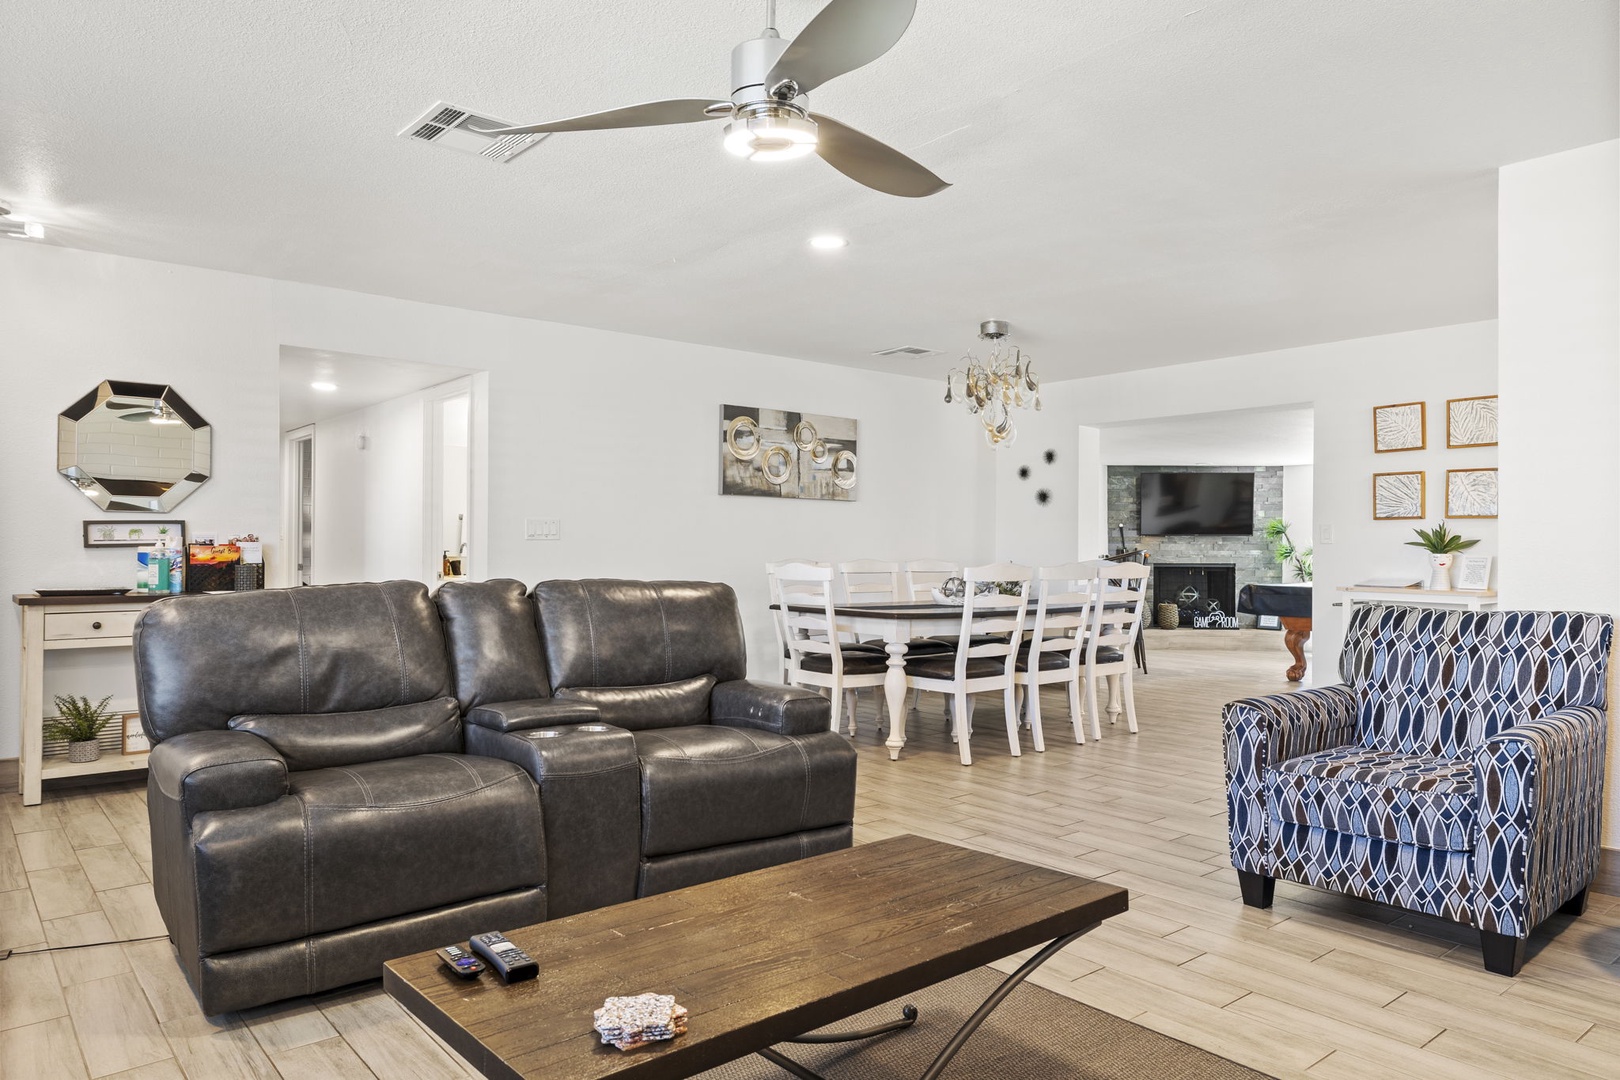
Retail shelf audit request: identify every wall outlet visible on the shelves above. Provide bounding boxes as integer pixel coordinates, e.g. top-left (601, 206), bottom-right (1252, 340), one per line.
top-left (524, 518), bottom-right (561, 541)
top-left (1320, 524), bottom-right (1334, 545)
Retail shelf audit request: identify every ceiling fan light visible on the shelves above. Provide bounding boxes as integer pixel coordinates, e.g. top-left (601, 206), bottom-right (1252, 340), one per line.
top-left (723, 111), bottom-right (817, 162)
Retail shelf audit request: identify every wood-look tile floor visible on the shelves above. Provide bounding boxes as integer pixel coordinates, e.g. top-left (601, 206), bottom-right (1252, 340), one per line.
top-left (2, 642), bottom-right (1616, 1079)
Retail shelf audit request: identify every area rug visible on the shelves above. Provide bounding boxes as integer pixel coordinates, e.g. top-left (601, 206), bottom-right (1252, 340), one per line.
top-left (696, 967), bottom-right (1270, 1079)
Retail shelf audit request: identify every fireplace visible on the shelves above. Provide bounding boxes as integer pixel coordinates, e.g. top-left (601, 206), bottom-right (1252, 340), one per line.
top-left (1152, 563), bottom-right (1238, 628)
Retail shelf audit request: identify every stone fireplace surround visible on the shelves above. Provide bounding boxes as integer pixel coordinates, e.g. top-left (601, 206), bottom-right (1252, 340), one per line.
top-left (1106, 465), bottom-right (1284, 627)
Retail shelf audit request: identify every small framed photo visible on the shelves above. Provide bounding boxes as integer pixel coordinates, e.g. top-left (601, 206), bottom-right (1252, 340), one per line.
top-left (1373, 401), bottom-right (1426, 452)
top-left (1456, 555), bottom-right (1494, 592)
top-left (1447, 395), bottom-right (1498, 448)
top-left (84, 520), bottom-right (187, 548)
top-left (1446, 468), bottom-right (1498, 518)
top-left (1373, 471), bottom-right (1426, 520)
top-left (121, 713), bottom-right (150, 755)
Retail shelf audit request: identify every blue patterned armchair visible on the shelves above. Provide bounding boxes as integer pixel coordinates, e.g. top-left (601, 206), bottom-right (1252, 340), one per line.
top-left (1224, 605), bottom-right (1612, 975)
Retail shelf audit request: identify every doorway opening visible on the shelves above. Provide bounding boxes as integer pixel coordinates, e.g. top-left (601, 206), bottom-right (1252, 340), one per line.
top-left (278, 346), bottom-right (486, 588)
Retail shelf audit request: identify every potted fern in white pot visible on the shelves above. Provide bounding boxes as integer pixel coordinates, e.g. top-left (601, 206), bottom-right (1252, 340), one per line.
top-left (1405, 523), bottom-right (1480, 591)
top-left (46, 694), bottom-right (116, 763)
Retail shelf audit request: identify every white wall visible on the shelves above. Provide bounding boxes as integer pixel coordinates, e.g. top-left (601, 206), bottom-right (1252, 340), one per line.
top-left (1498, 139), bottom-right (1620, 840)
top-left (309, 389), bottom-right (431, 585)
top-left (1032, 321), bottom-right (1499, 678)
top-left (0, 242), bottom-right (989, 760)
top-left (1282, 464), bottom-right (1315, 579)
top-left (1498, 141), bottom-right (1620, 612)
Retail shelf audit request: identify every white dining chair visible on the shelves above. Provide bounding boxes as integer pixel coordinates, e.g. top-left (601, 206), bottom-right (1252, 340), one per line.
top-left (770, 562), bottom-right (889, 738)
top-left (1085, 562), bottom-right (1150, 739)
top-left (1014, 562), bottom-right (1105, 748)
top-left (901, 563), bottom-right (1032, 766)
top-left (766, 559), bottom-right (828, 682)
top-left (901, 559), bottom-right (958, 601)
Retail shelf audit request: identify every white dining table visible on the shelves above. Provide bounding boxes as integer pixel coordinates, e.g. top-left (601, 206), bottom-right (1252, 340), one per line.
top-left (781, 599), bottom-right (1113, 761)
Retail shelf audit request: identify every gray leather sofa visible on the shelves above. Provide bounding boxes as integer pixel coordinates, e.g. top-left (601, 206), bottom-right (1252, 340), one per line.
top-left (439, 578), bottom-right (856, 917)
top-left (135, 577), bottom-right (853, 1015)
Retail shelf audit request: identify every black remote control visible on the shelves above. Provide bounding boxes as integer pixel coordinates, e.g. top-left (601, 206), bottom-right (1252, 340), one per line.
top-left (436, 945), bottom-right (486, 980)
top-left (468, 931), bottom-right (539, 983)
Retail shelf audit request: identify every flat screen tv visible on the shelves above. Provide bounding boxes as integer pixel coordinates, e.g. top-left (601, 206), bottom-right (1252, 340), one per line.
top-left (1138, 472), bottom-right (1254, 536)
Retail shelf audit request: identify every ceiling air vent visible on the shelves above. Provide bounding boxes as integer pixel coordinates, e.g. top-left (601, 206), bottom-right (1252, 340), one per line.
top-left (872, 345), bottom-right (942, 358)
top-left (398, 101), bottom-right (545, 164)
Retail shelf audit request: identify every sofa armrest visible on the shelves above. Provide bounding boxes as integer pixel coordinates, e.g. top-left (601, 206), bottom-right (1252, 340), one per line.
top-left (1474, 705), bottom-right (1608, 936)
top-left (710, 680), bottom-right (831, 736)
top-left (464, 723), bottom-right (641, 917)
top-left (1222, 685), bottom-right (1359, 874)
top-left (465, 698), bottom-right (603, 733)
top-left (148, 730), bottom-right (289, 822)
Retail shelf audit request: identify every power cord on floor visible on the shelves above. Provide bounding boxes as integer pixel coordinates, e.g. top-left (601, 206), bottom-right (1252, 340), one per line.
top-left (0, 934), bottom-right (169, 961)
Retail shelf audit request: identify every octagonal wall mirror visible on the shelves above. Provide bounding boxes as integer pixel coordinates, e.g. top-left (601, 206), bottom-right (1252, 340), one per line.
top-left (59, 380), bottom-right (212, 512)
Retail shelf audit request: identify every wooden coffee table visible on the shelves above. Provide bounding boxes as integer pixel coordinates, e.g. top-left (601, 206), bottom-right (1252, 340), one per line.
top-left (384, 835), bottom-right (1127, 1080)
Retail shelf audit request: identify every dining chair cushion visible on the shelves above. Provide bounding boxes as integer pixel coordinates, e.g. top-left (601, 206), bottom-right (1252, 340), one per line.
top-left (849, 642), bottom-right (894, 655)
top-left (798, 653), bottom-right (890, 676)
top-left (896, 638), bottom-right (953, 656)
top-left (1015, 644), bottom-right (1074, 672)
top-left (928, 634), bottom-right (1012, 649)
top-left (904, 655), bottom-right (1010, 680)
top-left (1091, 646), bottom-right (1125, 665)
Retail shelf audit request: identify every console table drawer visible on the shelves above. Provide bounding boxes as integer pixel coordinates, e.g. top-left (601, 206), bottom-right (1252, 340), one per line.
top-left (44, 610), bottom-right (141, 641)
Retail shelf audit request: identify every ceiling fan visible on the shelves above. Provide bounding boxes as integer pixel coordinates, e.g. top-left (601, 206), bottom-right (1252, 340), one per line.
top-left (477, 0), bottom-right (948, 198)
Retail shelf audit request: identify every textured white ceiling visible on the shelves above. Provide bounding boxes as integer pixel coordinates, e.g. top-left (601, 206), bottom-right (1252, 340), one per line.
top-left (3, 1), bottom-right (1615, 381)
top-left (1099, 404), bottom-right (1314, 466)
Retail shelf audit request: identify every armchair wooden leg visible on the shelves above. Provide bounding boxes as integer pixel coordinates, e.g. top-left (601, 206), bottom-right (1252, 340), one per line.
top-left (1480, 930), bottom-right (1526, 977)
top-left (1559, 888), bottom-right (1590, 916)
top-left (1237, 870), bottom-right (1274, 909)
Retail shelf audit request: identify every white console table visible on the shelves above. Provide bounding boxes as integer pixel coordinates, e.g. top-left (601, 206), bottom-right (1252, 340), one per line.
top-left (1336, 585), bottom-right (1498, 639)
top-left (15, 592), bottom-right (164, 805)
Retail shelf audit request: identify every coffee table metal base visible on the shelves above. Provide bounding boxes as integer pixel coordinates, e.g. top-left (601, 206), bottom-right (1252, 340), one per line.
top-left (761, 924), bottom-right (1097, 1080)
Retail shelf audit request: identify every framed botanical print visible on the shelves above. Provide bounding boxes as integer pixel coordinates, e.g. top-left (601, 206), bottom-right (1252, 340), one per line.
top-left (1446, 468), bottom-right (1498, 518)
top-left (1373, 471), bottom-right (1425, 520)
top-left (1373, 401), bottom-right (1426, 452)
top-left (1447, 395), bottom-right (1498, 448)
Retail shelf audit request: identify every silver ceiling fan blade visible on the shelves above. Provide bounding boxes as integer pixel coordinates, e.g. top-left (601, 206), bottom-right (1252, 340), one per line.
top-left (810, 113), bottom-right (949, 198)
top-left (473, 99), bottom-right (732, 135)
top-left (767, 0), bottom-right (916, 95)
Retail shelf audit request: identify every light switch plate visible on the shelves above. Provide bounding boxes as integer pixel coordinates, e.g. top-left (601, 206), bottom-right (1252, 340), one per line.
top-left (524, 518), bottom-right (562, 541)
top-left (1320, 524), bottom-right (1334, 545)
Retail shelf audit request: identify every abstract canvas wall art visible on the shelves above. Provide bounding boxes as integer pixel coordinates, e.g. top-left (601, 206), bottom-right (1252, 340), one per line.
top-left (1447, 395), bottom-right (1498, 448)
top-left (720, 405), bottom-right (858, 500)
top-left (1446, 468), bottom-right (1498, 518)
top-left (1373, 401), bottom-right (1426, 452)
top-left (1373, 471), bottom-right (1425, 520)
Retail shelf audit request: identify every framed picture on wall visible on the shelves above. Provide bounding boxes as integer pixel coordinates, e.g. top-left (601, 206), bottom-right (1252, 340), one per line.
top-left (1372, 471), bottom-right (1425, 520)
top-left (83, 520), bottom-right (187, 548)
top-left (1373, 401), bottom-right (1426, 452)
top-left (1447, 395), bottom-right (1498, 448)
top-left (1446, 468), bottom-right (1498, 518)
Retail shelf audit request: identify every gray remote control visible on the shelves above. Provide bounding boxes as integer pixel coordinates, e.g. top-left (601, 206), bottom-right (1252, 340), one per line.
top-left (468, 931), bottom-right (539, 983)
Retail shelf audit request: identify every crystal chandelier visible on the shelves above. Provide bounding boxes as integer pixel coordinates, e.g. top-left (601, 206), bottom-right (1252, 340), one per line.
top-left (944, 320), bottom-right (1041, 448)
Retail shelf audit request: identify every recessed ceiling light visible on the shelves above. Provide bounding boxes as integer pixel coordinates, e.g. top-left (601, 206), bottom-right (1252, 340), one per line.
top-left (311, 381), bottom-right (338, 392)
top-left (0, 201), bottom-right (44, 240)
top-left (809, 235), bottom-right (847, 250)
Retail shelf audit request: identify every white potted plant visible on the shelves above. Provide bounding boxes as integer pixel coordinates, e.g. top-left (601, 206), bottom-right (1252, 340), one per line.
top-left (1404, 523), bottom-right (1480, 591)
top-left (46, 694), bottom-right (115, 763)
